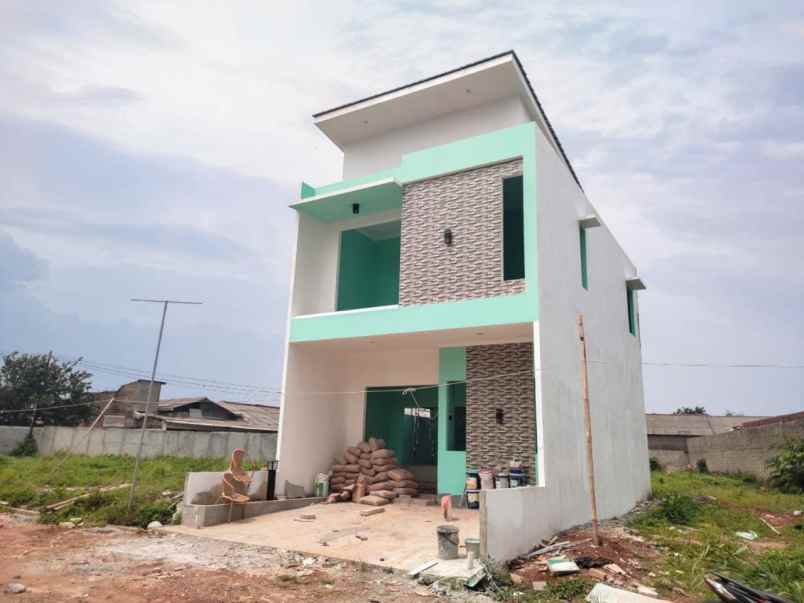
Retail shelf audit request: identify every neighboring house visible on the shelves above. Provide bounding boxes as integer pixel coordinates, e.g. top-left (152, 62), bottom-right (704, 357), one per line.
top-left (91, 379), bottom-right (166, 428)
top-left (141, 398), bottom-right (280, 433)
top-left (276, 47), bottom-right (651, 531)
top-left (91, 380), bottom-right (278, 434)
top-left (646, 413), bottom-right (768, 469)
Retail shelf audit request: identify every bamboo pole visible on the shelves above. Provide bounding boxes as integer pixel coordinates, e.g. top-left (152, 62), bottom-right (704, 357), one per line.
top-left (577, 313), bottom-right (600, 546)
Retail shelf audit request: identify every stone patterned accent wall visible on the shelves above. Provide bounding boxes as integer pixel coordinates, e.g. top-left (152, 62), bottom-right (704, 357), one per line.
top-left (399, 159), bottom-right (525, 305)
top-left (466, 342), bottom-right (536, 479)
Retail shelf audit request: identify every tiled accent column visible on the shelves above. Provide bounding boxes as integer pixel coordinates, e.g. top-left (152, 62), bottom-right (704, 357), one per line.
top-left (465, 342), bottom-right (535, 479)
top-left (399, 159), bottom-right (525, 305)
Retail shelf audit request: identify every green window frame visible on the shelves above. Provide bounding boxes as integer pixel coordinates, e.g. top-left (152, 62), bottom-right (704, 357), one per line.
top-left (626, 287), bottom-right (637, 336)
top-left (579, 225), bottom-right (589, 289)
top-left (503, 175), bottom-right (525, 281)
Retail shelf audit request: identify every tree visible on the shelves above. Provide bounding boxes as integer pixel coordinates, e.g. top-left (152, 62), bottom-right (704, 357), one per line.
top-left (674, 406), bottom-right (707, 415)
top-left (0, 352), bottom-right (94, 427)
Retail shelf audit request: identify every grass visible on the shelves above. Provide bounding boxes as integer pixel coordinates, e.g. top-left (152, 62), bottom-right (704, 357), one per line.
top-left (628, 471), bottom-right (804, 602)
top-left (0, 453), bottom-right (226, 527)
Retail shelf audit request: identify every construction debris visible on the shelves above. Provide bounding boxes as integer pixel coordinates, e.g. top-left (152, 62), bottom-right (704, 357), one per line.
top-left (360, 507), bottom-right (386, 517)
top-left (587, 583), bottom-right (670, 603)
top-left (45, 483), bottom-right (130, 512)
top-left (547, 556), bottom-right (580, 575)
top-left (735, 530), bottom-right (759, 541)
top-left (408, 560), bottom-right (439, 578)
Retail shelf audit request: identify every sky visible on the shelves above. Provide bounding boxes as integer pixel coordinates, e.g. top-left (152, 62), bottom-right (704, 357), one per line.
top-left (1, 1), bottom-right (802, 415)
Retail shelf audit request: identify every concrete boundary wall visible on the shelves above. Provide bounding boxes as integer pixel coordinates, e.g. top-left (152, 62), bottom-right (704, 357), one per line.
top-left (0, 426), bottom-right (277, 460)
top-left (687, 417), bottom-right (804, 479)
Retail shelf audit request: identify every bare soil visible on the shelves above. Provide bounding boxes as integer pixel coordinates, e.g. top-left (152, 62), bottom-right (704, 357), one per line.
top-left (0, 513), bottom-right (440, 602)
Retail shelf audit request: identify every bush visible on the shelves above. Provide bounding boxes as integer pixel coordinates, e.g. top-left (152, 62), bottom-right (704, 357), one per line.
top-left (767, 438), bottom-right (804, 494)
top-left (10, 433), bottom-right (38, 457)
top-left (659, 494), bottom-right (699, 524)
top-left (650, 457), bottom-right (662, 472)
top-left (696, 458), bottom-right (709, 473)
top-left (134, 499), bottom-right (176, 528)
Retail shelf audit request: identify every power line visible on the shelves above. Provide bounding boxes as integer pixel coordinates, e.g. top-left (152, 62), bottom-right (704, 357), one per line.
top-left (0, 400), bottom-right (100, 415)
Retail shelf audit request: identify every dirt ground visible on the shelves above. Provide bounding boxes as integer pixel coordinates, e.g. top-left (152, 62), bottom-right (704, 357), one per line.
top-left (0, 513), bottom-right (475, 602)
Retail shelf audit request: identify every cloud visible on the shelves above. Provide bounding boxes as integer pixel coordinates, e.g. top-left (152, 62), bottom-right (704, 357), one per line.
top-left (0, 231), bottom-right (47, 286)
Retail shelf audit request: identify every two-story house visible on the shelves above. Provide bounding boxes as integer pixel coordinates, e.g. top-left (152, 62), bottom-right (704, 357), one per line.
top-left (275, 52), bottom-right (650, 531)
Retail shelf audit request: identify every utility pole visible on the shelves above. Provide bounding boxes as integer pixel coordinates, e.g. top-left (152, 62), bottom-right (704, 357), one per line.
top-left (127, 298), bottom-right (202, 510)
top-left (577, 313), bottom-right (600, 546)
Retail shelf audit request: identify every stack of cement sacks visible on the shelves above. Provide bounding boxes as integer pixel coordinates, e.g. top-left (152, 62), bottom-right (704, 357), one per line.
top-left (328, 437), bottom-right (418, 506)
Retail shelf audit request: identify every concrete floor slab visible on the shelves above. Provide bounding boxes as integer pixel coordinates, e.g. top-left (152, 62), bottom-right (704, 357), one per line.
top-left (165, 500), bottom-right (479, 575)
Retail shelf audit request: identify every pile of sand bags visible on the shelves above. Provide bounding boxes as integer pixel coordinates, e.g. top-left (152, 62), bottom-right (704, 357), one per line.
top-left (327, 437), bottom-right (418, 505)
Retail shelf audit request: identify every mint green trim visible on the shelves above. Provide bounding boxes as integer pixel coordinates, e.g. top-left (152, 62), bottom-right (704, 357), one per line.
top-left (290, 122), bottom-right (540, 342)
top-left (292, 179), bottom-right (401, 222)
top-left (438, 347), bottom-right (466, 495)
top-left (300, 181), bottom-right (316, 199)
top-left (291, 293), bottom-right (534, 342)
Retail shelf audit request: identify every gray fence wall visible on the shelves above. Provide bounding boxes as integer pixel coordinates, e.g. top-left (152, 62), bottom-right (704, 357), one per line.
top-left (687, 417), bottom-right (804, 479)
top-left (0, 425), bottom-right (277, 460)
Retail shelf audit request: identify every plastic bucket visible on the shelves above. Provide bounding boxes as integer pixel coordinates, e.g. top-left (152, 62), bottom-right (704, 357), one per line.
top-left (479, 469), bottom-right (495, 490)
top-left (437, 525), bottom-right (460, 560)
top-left (496, 473), bottom-right (510, 488)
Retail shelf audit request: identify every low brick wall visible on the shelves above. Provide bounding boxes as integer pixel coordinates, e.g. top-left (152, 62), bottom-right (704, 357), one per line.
top-left (687, 417), bottom-right (804, 479)
top-left (0, 425), bottom-right (276, 460)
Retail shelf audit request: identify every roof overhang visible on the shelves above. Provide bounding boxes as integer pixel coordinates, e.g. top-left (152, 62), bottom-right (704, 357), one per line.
top-left (290, 177), bottom-right (401, 222)
top-left (626, 277), bottom-right (647, 291)
top-left (313, 51), bottom-right (582, 190)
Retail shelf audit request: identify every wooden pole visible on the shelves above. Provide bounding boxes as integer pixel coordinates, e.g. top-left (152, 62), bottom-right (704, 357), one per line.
top-left (577, 314), bottom-right (600, 546)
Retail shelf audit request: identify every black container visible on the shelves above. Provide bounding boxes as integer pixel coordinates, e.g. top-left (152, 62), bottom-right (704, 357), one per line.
top-left (266, 460), bottom-right (279, 500)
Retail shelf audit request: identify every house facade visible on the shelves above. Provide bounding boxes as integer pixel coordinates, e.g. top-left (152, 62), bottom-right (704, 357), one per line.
top-left (276, 51), bottom-right (651, 516)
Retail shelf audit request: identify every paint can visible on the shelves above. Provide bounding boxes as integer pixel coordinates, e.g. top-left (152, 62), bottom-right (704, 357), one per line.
top-left (509, 468), bottom-right (524, 487)
top-left (495, 472), bottom-right (510, 489)
top-left (465, 469), bottom-right (479, 509)
top-left (479, 469), bottom-right (495, 490)
top-left (437, 525), bottom-right (460, 560)
top-left (465, 537), bottom-right (481, 558)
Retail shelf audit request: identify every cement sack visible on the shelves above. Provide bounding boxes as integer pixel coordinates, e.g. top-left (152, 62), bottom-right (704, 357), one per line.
top-left (332, 464), bottom-right (360, 473)
top-left (370, 472), bottom-right (389, 484)
top-left (344, 450), bottom-right (359, 463)
top-left (388, 469), bottom-right (415, 481)
top-left (360, 468), bottom-right (376, 477)
top-left (391, 479), bottom-right (418, 489)
top-left (358, 495), bottom-right (389, 506)
top-left (357, 441), bottom-right (371, 453)
top-left (368, 437), bottom-right (380, 451)
top-left (373, 456), bottom-right (398, 467)
top-left (394, 487), bottom-right (418, 496)
top-left (372, 465), bottom-right (397, 474)
top-left (371, 448), bottom-right (395, 459)
top-left (358, 459), bottom-right (372, 469)
top-left (372, 490), bottom-right (397, 500)
top-left (346, 446), bottom-right (362, 457)
top-left (368, 481), bottom-right (396, 492)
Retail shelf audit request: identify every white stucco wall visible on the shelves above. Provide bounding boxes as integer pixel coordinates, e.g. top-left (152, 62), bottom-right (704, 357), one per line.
top-left (341, 96), bottom-right (531, 180)
top-left (290, 209), bottom-right (401, 317)
top-left (275, 343), bottom-right (438, 494)
top-left (482, 127), bottom-right (650, 562)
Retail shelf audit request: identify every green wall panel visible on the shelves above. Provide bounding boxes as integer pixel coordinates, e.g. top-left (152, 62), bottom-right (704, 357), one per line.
top-left (336, 229), bottom-right (400, 311)
top-left (503, 175), bottom-right (525, 281)
top-left (437, 347), bottom-right (467, 495)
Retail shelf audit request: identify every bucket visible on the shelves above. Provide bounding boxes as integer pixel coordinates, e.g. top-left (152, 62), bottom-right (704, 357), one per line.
top-left (496, 472), bottom-right (510, 489)
top-left (479, 469), bottom-right (495, 490)
top-left (509, 468), bottom-right (524, 487)
top-left (437, 525), bottom-right (460, 560)
top-left (465, 537), bottom-right (481, 558)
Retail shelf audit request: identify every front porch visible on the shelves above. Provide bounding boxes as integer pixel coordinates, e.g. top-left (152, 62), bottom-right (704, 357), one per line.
top-left (166, 500), bottom-right (480, 576)
top-left (276, 322), bottom-right (538, 497)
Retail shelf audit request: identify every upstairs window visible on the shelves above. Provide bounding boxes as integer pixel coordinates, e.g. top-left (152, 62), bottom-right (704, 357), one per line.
top-left (579, 225), bottom-right (589, 289)
top-left (626, 287), bottom-right (637, 336)
top-left (503, 175), bottom-right (525, 280)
